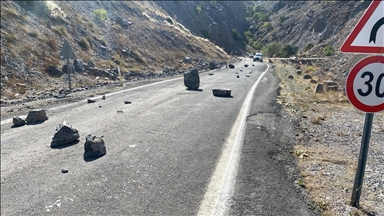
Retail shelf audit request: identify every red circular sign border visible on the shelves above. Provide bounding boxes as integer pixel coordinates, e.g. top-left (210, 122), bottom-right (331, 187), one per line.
top-left (345, 55), bottom-right (384, 113)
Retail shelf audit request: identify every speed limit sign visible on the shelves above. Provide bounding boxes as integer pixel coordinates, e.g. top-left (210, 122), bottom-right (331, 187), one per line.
top-left (346, 55), bottom-right (384, 113)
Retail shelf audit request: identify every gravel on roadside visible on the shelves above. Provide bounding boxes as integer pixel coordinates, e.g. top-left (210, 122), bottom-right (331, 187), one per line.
top-left (275, 61), bottom-right (384, 216)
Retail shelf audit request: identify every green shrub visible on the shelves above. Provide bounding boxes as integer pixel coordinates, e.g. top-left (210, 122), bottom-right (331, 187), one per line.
top-left (93, 9), bottom-right (107, 22)
top-left (262, 43), bottom-right (282, 57)
top-left (279, 15), bottom-right (286, 23)
top-left (201, 29), bottom-right (211, 39)
top-left (250, 41), bottom-right (262, 50)
top-left (196, 4), bottom-right (203, 14)
top-left (244, 30), bottom-right (252, 40)
top-left (232, 29), bottom-right (240, 41)
top-left (322, 45), bottom-right (334, 56)
top-left (304, 43), bottom-right (314, 52)
top-left (262, 22), bottom-right (273, 31)
top-left (278, 44), bottom-right (298, 58)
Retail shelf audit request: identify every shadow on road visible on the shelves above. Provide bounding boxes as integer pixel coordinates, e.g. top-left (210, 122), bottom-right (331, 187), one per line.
top-left (213, 96), bottom-right (234, 98)
top-left (186, 88), bottom-right (203, 92)
top-left (26, 120), bottom-right (48, 125)
top-left (50, 140), bottom-right (80, 149)
top-left (84, 155), bottom-right (105, 162)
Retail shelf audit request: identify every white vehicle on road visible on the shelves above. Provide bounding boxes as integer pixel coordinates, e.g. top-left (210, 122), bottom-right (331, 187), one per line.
top-left (253, 53), bottom-right (263, 62)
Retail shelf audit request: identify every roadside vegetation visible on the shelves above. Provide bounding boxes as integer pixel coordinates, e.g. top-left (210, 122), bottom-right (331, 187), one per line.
top-left (274, 59), bottom-right (383, 216)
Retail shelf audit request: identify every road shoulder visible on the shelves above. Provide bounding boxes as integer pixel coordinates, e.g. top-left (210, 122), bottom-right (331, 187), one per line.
top-left (229, 65), bottom-right (318, 215)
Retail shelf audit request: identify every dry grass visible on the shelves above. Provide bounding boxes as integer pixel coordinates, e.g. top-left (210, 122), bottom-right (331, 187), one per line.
top-left (5, 34), bottom-right (17, 45)
top-left (294, 145), bottom-right (357, 214)
top-left (3, 8), bottom-right (20, 19)
top-left (78, 37), bottom-right (91, 50)
top-left (275, 62), bottom-right (381, 215)
top-left (46, 38), bottom-right (59, 51)
top-left (52, 25), bottom-right (67, 37)
top-left (310, 118), bottom-right (322, 125)
top-left (77, 50), bottom-right (92, 63)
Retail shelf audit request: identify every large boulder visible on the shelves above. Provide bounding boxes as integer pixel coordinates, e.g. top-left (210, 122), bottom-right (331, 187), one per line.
top-left (115, 17), bottom-right (132, 28)
top-left (314, 70), bottom-right (326, 77)
top-left (25, 109), bottom-right (48, 124)
top-left (315, 84), bottom-right (324, 93)
top-left (184, 68), bottom-right (200, 90)
top-left (13, 116), bottom-right (25, 127)
top-left (51, 121), bottom-right (80, 147)
top-left (327, 85), bottom-right (339, 91)
top-left (324, 81), bottom-right (338, 87)
top-left (48, 66), bottom-right (64, 77)
top-left (303, 74), bottom-right (312, 79)
top-left (88, 61), bottom-right (95, 68)
top-left (212, 88), bottom-right (231, 97)
top-left (62, 64), bottom-right (72, 74)
top-left (209, 61), bottom-right (216, 69)
top-left (84, 134), bottom-right (106, 158)
top-left (73, 59), bottom-right (84, 72)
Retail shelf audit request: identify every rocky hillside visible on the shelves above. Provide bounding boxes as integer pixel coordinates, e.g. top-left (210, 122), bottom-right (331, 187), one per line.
top-left (243, 0), bottom-right (374, 90)
top-left (254, 1), bottom-right (371, 50)
top-left (0, 0), bottom-right (375, 105)
top-left (0, 1), bottom-right (233, 103)
top-left (155, 1), bottom-right (253, 56)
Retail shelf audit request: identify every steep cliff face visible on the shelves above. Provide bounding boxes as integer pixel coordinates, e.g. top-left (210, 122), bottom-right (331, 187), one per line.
top-left (155, 1), bottom-right (252, 56)
top-left (253, 1), bottom-right (371, 53)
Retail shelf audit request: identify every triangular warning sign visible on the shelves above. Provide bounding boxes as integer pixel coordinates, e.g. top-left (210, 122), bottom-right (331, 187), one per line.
top-left (59, 39), bottom-right (77, 59)
top-left (340, 0), bottom-right (384, 54)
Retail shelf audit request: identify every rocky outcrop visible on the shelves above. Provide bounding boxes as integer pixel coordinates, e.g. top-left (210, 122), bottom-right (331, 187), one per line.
top-left (155, 1), bottom-right (249, 56)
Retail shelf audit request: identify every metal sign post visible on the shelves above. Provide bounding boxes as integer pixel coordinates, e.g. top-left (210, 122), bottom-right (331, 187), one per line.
top-left (118, 67), bottom-right (123, 86)
top-left (66, 58), bottom-right (71, 90)
top-left (340, 0), bottom-right (384, 207)
top-left (344, 56), bottom-right (384, 207)
top-left (59, 39), bottom-right (77, 91)
top-left (350, 113), bottom-right (374, 207)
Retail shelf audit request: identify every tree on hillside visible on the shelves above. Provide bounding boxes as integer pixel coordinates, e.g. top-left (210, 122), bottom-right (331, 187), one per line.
top-left (262, 43), bottom-right (282, 57)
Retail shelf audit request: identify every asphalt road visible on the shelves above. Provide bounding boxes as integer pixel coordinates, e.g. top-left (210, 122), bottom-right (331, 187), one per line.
top-left (1, 59), bottom-right (314, 215)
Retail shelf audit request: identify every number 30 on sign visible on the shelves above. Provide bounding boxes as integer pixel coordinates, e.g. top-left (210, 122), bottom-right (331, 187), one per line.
top-left (345, 56), bottom-right (384, 113)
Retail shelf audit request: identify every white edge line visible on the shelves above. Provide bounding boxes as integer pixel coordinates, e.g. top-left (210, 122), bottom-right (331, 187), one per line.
top-left (197, 63), bottom-right (270, 216)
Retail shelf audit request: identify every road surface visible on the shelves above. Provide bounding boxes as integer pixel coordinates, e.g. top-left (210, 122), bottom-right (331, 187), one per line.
top-left (1, 59), bottom-right (314, 215)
